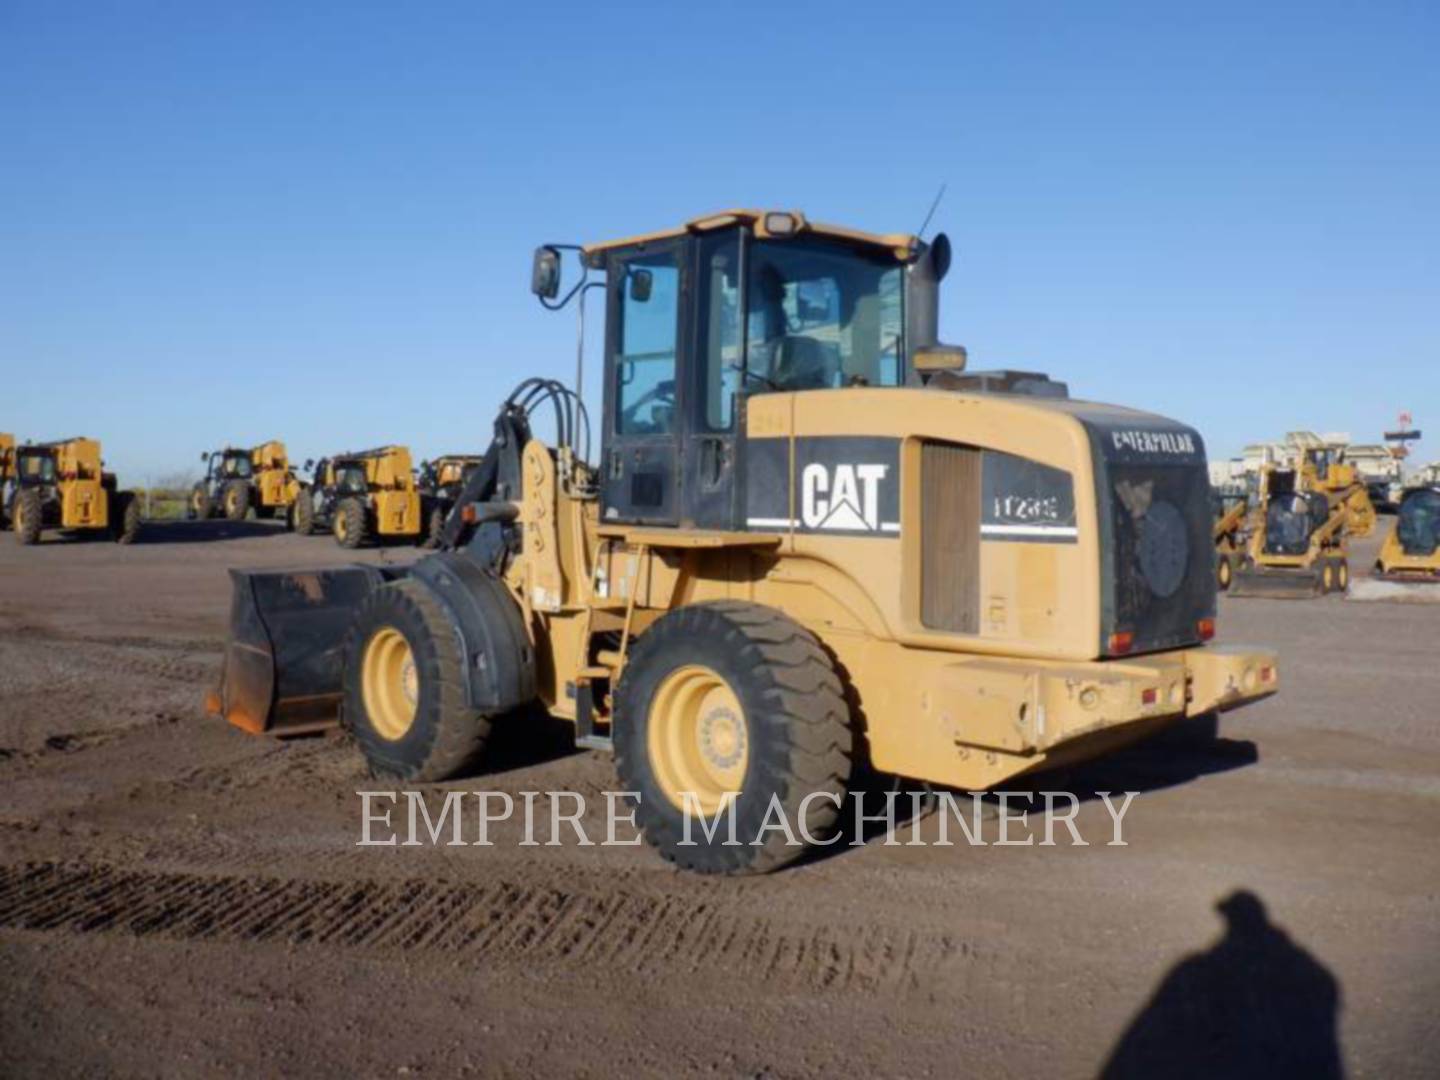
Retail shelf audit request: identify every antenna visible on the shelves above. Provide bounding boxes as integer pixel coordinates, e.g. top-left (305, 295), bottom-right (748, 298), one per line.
top-left (915, 183), bottom-right (947, 240)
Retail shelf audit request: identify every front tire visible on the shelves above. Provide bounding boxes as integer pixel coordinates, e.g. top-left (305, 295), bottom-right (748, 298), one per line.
top-left (1216, 552), bottom-right (1233, 591)
top-left (13, 489), bottom-right (42, 545)
top-left (614, 601), bottom-right (855, 875)
top-left (423, 503), bottom-right (447, 548)
top-left (292, 487), bottom-right (315, 534)
top-left (190, 484), bottom-right (212, 520)
top-left (222, 480), bottom-right (250, 521)
top-left (334, 497), bottom-right (368, 548)
top-left (342, 579), bottom-right (492, 781)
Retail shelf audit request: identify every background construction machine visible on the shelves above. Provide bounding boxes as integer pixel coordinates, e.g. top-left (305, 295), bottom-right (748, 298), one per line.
top-left (290, 446), bottom-right (421, 548)
top-left (417, 454), bottom-right (484, 546)
top-left (0, 432), bottom-right (14, 529)
top-left (1374, 484), bottom-right (1440, 581)
top-left (207, 208), bottom-right (1277, 874)
top-left (191, 441), bottom-right (300, 522)
top-left (7, 437), bottom-right (141, 545)
top-left (1229, 459), bottom-right (1361, 597)
top-left (1212, 492), bottom-right (1249, 591)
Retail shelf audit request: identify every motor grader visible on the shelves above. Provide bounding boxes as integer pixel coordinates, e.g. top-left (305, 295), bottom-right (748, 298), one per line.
top-left (290, 446), bottom-right (421, 548)
top-left (1229, 464), bottom-right (1357, 597)
top-left (208, 208), bottom-right (1278, 874)
top-left (417, 454), bottom-right (485, 547)
top-left (1374, 484), bottom-right (1440, 581)
top-left (191, 441), bottom-right (300, 522)
top-left (7, 437), bottom-right (141, 545)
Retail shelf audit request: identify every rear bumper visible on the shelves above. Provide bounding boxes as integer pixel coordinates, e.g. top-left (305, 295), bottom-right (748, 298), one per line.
top-left (862, 642), bottom-right (1278, 790)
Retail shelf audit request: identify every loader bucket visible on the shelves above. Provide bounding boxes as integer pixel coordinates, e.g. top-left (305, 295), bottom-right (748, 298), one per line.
top-left (206, 566), bottom-right (392, 736)
top-left (1227, 566), bottom-right (1324, 599)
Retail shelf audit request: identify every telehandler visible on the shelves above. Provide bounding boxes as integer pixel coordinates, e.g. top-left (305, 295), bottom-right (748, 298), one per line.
top-left (418, 455), bottom-right (485, 546)
top-left (208, 209), bottom-right (1278, 873)
top-left (7, 437), bottom-right (141, 545)
top-left (191, 441), bottom-right (300, 522)
top-left (290, 446), bottom-right (421, 548)
top-left (0, 433), bottom-right (14, 529)
top-left (1230, 464), bottom-right (1355, 597)
top-left (1299, 445), bottom-right (1376, 538)
top-left (1374, 484), bottom-right (1440, 581)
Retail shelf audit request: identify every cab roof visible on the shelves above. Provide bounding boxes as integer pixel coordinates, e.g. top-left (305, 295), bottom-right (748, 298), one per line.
top-left (581, 209), bottom-right (920, 264)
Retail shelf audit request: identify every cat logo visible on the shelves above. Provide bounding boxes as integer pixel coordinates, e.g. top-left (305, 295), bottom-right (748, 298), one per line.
top-left (801, 463), bottom-right (896, 533)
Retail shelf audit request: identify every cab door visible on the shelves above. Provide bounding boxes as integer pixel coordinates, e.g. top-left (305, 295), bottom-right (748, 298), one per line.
top-left (600, 242), bottom-right (687, 526)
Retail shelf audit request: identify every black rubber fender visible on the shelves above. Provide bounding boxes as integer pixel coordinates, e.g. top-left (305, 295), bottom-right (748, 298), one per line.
top-left (406, 553), bottom-right (536, 714)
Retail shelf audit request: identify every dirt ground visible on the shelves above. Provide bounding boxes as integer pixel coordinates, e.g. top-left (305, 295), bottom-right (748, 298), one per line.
top-left (1, 520), bottom-right (1437, 1078)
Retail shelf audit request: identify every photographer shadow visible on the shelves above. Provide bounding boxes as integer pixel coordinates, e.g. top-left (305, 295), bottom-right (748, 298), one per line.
top-left (1101, 890), bottom-right (1344, 1078)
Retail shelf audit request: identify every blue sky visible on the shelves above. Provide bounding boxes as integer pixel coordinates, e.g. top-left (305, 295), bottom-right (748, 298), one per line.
top-left (2, 0), bottom-right (1435, 482)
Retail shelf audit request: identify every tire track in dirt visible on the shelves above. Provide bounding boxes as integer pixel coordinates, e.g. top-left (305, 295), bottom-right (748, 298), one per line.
top-left (0, 861), bottom-right (983, 994)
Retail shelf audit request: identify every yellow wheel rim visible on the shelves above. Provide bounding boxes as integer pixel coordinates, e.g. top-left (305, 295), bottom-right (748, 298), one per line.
top-left (1338, 563), bottom-right (1349, 589)
top-left (1218, 559), bottom-right (1231, 588)
top-left (226, 489), bottom-right (240, 514)
top-left (335, 513), bottom-right (348, 541)
top-left (193, 491), bottom-right (204, 513)
top-left (362, 628), bottom-right (419, 740)
top-left (1322, 564), bottom-right (1334, 591)
top-left (646, 665), bottom-right (749, 815)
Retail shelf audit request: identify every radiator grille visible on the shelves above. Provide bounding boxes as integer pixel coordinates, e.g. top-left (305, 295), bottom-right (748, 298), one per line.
top-left (921, 442), bottom-right (981, 633)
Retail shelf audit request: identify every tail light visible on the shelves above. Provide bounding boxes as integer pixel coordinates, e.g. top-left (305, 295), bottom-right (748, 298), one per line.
top-left (1108, 631), bottom-right (1134, 655)
top-left (1197, 617), bottom-right (1216, 641)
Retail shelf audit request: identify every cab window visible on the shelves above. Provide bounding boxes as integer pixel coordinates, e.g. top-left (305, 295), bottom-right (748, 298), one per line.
top-left (614, 252), bottom-right (680, 435)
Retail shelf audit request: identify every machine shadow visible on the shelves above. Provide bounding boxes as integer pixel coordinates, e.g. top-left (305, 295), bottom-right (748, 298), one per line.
top-left (798, 714), bottom-right (1258, 870)
top-left (1100, 889), bottom-right (1345, 1078)
top-left (136, 519), bottom-right (288, 543)
top-left (1015, 713), bottom-right (1259, 805)
top-left (478, 704), bottom-right (583, 775)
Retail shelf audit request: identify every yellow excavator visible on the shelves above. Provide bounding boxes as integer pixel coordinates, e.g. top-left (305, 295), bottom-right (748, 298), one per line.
top-left (207, 209), bottom-right (1278, 873)
top-left (7, 437), bottom-right (141, 545)
top-left (1374, 484), bottom-right (1440, 581)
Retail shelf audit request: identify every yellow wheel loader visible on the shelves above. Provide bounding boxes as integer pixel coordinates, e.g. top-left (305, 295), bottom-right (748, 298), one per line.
top-left (7, 437), bottom-right (141, 545)
top-left (207, 209), bottom-right (1278, 873)
top-left (191, 440), bottom-right (301, 522)
top-left (1212, 493), bottom-right (1249, 592)
top-left (291, 446), bottom-right (421, 548)
top-left (417, 454), bottom-right (485, 547)
top-left (0, 432), bottom-right (15, 530)
top-left (1229, 466), bottom-right (1354, 598)
top-left (1374, 485), bottom-right (1440, 581)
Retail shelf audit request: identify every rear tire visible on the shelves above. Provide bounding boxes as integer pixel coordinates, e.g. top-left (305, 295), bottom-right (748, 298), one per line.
top-left (614, 601), bottom-right (855, 875)
top-left (112, 491), bottom-right (141, 544)
top-left (13, 489), bottom-right (42, 545)
top-left (222, 480), bottom-right (250, 521)
top-left (292, 487), bottom-right (315, 534)
top-left (1336, 558), bottom-right (1350, 592)
top-left (335, 497), bottom-right (368, 548)
top-left (342, 578), bottom-right (492, 782)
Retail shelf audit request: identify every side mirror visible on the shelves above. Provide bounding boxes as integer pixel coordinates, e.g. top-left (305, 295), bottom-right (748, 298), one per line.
top-left (304, 458), bottom-right (315, 471)
top-left (531, 246), bottom-right (561, 300)
top-left (629, 269), bottom-right (653, 303)
top-left (200, 451), bottom-right (209, 462)
top-left (930, 232), bottom-right (952, 282)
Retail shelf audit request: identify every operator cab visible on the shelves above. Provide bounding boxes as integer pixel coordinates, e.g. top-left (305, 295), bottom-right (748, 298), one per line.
top-left (16, 446), bottom-right (57, 487)
top-left (534, 210), bottom-right (946, 530)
